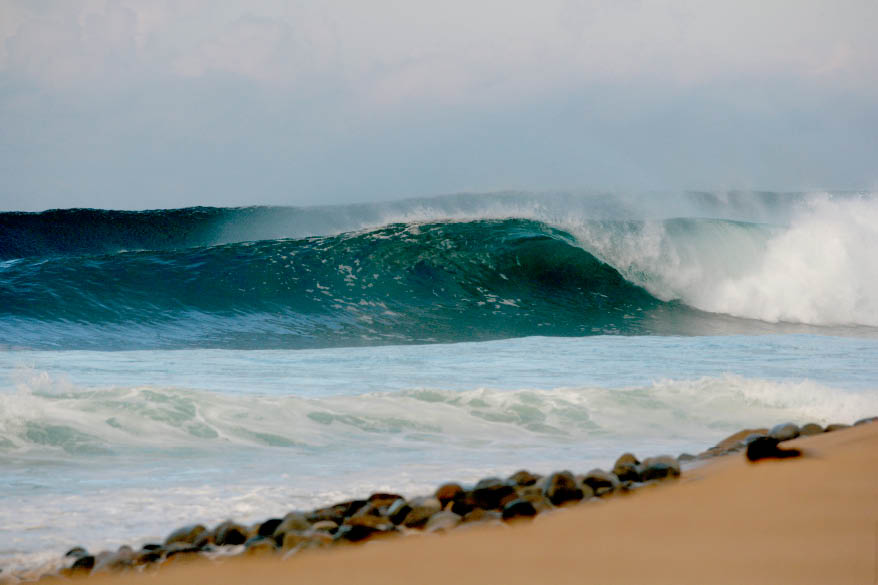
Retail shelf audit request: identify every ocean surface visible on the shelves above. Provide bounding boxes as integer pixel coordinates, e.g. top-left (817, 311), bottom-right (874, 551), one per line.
top-left (2, 191), bottom-right (878, 571)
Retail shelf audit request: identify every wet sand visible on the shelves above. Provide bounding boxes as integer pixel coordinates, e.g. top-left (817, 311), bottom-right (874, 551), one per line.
top-left (83, 422), bottom-right (878, 585)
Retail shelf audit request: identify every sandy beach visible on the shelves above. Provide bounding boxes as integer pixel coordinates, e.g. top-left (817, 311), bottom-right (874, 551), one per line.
top-left (64, 422), bottom-right (878, 585)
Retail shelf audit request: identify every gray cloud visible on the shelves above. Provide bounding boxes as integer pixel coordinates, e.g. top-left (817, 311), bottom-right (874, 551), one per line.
top-left (0, 0), bottom-right (876, 210)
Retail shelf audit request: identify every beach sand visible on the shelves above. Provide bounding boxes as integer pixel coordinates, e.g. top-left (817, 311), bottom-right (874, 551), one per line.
top-left (79, 422), bottom-right (878, 585)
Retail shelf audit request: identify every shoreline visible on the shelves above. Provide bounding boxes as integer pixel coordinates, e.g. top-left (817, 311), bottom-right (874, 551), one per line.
top-left (13, 418), bottom-right (878, 584)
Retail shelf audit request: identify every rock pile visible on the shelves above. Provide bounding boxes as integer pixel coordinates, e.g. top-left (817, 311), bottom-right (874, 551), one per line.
top-left (45, 417), bottom-right (874, 580)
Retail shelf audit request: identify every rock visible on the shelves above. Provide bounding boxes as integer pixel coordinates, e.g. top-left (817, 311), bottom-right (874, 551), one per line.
top-left (344, 513), bottom-right (394, 530)
top-left (141, 543), bottom-right (162, 551)
top-left (334, 523), bottom-right (396, 543)
top-left (307, 505), bottom-right (344, 525)
top-left (471, 478), bottom-right (518, 510)
top-left (340, 500), bottom-right (369, 518)
top-left (515, 485), bottom-right (554, 512)
top-left (462, 508), bottom-right (503, 523)
top-left (769, 422), bottom-right (800, 442)
top-left (93, 546), bottom-right (135, 572)
top-left (640, 456), bottom-right (681, 481)
top-left (70, 555), bottom-right (96, 573)
top-left (435, 483), bottom-right (465, 506)
top-left (508, 470), bottom-right (541, 486)
top-left (677, 453), bottom-right (696, 462)
top-left (214, 521), bottom-right (249, 546)
top-left (282, 531), bottom-right (332, 551)
top-left (367, 493), bottom-right (404, 511)
top-left (855, 416), bottom-right (878, 426)
top-left (425, 511), bottom-right (462, 532)
top-left (387, 499), bottom-right (413, 525)
top-left (799, 423), bottom-right (824, 436)
top-left (281, 531), bottom-right (311, 550)
top-left (542, 471), bottom-right (584, 506)
top-left (257, 518), bottom-right (283, 538)
top-left (273, 512), bottom-right (310, 537)
top-left (65, 546), bottom-right (89, 559)
top-left (501, 499), bottom-right (538, 521)
top-left (612, 455), bottom-right (642, 482)
top-left (164, 524), bottom-right (207, 546)
top-left (582, 469), bottom-right (620, 496)
top-left (244, 536), bottom-right (277, 556)
top-left (825, 423), bottom-right (851, 432)
top-left (746, 436), bottom-right (801, 461)
top-left (401, 496), bottom-right (442, 528)
top-left (134, 548), bottom-right (163, 565)
top-left (711, 428), bottom-right (769, 453)
top-left (310, 520), bottom-right (339, 533)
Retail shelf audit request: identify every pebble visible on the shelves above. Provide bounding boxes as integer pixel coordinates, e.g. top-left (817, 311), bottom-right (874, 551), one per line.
top-left (582, 469), bottom-right (620, 496)
top-left (401, 497), bottom-right (442, 528)
top-left (769, 422), bottom-right (800, 442)
top-left (799, 423), bottom-right (824, 436)
top-left (214, 521), bottom-right (249, 546)
top-left (472, 478), bottom-right (518, 510)
top-left (435, 483), bottom-right (465, 507)
top-left (542, 471), bottom-right (584, 506)
top-left (507, 470), bottom-right (541, 486)
top-left (164, 524), bottom-right (207, 546)
top-left (501, 499), bottom-right (537, 521)
top-left (640, 456), bottom-right (681, 481)
top-left (425, 511), bottom-right (462, 532)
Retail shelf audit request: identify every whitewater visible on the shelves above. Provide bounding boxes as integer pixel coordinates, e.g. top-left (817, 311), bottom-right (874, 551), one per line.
top-left (2, 191), bottom-right (878, 571)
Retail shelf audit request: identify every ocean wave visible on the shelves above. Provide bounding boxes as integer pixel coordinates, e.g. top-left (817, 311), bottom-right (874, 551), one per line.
top-left (2, 373), bottom-right (875, 458)
top-left (1, 192), bottom-right (877, 349)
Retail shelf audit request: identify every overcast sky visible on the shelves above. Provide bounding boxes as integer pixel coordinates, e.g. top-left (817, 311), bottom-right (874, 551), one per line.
top-left (1, 0), bottom-right (876, 211)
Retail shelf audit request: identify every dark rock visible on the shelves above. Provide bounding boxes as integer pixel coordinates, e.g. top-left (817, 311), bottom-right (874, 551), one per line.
top-left (640, 456), bottom-right (681, 481)
top-left (93, 546), bottom-right (135, 572)
top-left (401, 497), bottom-right (442, 528)
top-left (769, 422), bottom-right (800, 442)
top-left (65, 546), bottom-right (89, 559)
top-left (425, 511), bottom-right (462, 532)
top-left (257, 518), bottom-right (283, 538)
top-left (435, 483), bottom-right (465, 506)
top-left (309, 520), bottom-right (339, 533)
top-left (746, 436), bottom-right (802, 461)
top-left (677, 453), bottom-right (696, 462)
top-left (710, 428), bottom-right (770, 454)
top-left (387, 499), bottom-right (413, 525)
top-left (855, 416), bottom-right (878, 426)
top-left (612, 460), bottom-right (641, 482)
top-left (71, 555), bottom-right (95, 572)
top-left (514, 485), bottom-right (554, 512)
top-left (273, 512), bottom-right (310, 538)
top-left (164, 524), bottom-right (207, 546)
top-left (306, 505), bottom-right (345, 525)
top-left (244, 536), bottom-right (277, 556)
top-left (141, 543), bottom-right (162, 551)
top-left (508, 470), bottom-right (541, 487)
top-left (135, 549), bottom-right (163, 565)
top-left (825, 423), bottom-right (851, 432)
top-left (334, 523), bottom-right (396, 543)
top-left (344, 512), bottom-right (394, 530)
top-left (502, 499), bottom-right (538, 521)
top-left (282, 530), bottom-right (333, 551)
top-left (214, 520), bottom-right (249, 546)
top-left (449, 493), bottom-right (476, 516)
top-left (462, 508), bottom-right (503, 523)
top-left (542, 471), bottom-right (584, 506)
top-left (614, 453), bottom-right (640, 467)
top-left (582, 469), bottom-right (620, 496)
top-left (340, 499), bottom-right (369, 518)
top-left (799, 423), bottom-right (824, 436)
top-left (472, 478), bottom-right (518, 510)
top-left (367, 493), bottom-right (404, 510)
